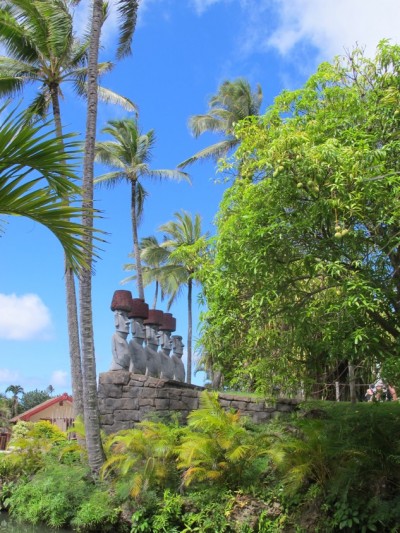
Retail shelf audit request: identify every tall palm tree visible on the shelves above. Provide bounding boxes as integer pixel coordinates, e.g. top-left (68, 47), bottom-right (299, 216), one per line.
top-left (5, 385), bottom-right (24, 417)
top-left (123, 235), bottom-right (181, 309)
top-left (0, 103), bottom-right (96, 272)
top-left (179, 78), bottom-right (263, 168)
top-left (155, 210), bottom-right (209, 384)
top-left (94, 118), bottom-right (190, 300)
top-left (0, 0), bottom-right (136, 424)
top-left (80, 0), bottom-right (139, 474)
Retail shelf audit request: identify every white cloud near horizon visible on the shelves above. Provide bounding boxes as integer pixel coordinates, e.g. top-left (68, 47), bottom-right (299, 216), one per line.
top-left (0, 293), bottom-right (53, 341)
top-left (50, 370), bottom-right (69, 389)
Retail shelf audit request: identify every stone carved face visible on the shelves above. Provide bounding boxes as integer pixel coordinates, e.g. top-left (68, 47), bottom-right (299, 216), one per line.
top-left (172, 336), bottom-right (184, 357)
top-left (145, 324), bottom-right (159, 346)
top-left (131, 318), bottom-right (145, 339)
top-left (158, 331), bottom-right (172, 352)
top-left (114, 310), bottom-right (130, 334)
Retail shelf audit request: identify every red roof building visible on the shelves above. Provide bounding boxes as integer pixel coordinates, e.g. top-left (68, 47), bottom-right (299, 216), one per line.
top-left (10, 393), bottom-right (74, 432)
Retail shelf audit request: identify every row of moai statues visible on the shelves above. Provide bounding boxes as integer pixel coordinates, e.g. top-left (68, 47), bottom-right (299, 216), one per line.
top-left (109, 290), bottom-right (185, 382)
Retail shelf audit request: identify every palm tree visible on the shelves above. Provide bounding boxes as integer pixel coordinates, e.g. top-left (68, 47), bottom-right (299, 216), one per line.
top-left (0, 103), bottom-right (96, 272)
top-left (0, 0), bottom-right (136, 424)
top-left (5, 385), bottom-right (24, 417)
top-left (155, 210), bottom-right (208, 384)
top-left (123, 235), bottom-right (178, 309)
top-left (94, 118), bottom-right (190, 300)
top-left (179, 78), bottom-right (263, 168)
top-left (80, 0), bottom-right (139, 474)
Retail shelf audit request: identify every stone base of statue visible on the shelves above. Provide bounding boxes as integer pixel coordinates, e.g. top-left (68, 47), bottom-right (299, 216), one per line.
top-left (97, 371), bottom-right (300, 435)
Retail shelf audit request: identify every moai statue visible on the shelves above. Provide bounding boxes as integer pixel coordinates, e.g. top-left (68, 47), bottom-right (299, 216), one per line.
top-left (109, 290), bottom-right (132, 371)
top-left (144, 309), bottom-right (163, 378)
top-left (171, 335), bottom-right (185, 382)
top-left (128, 298), bottom-right (149, 375)
top-left (158, 313), bottom-right (176, 380)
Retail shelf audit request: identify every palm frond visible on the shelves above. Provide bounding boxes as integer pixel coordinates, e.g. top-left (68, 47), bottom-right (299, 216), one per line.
top-left (115, 0), bottom-right (139, 60)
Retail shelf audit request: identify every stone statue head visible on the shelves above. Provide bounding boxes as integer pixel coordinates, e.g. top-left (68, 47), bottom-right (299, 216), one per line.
top-left (131, 318), bottom-right (145, 340)
top-left (172, 335), bottom-right (184, 357)
top-left (158, 331), bottom-right (172, 354)
top-left (114, 310), bottom-right (130, 334)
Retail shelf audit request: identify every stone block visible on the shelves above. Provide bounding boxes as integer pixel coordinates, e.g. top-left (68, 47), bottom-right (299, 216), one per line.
top-left (115, 410), bottom-right (136, 421)
top-left (170, 399), bottom-right (185, 410)
top-left (100, 414), bottom-right (114, 425)
top-left (230, 401), bottom-right (247, 411)
top-left (155, 398), bottom-right (170, 410)
top-left (99, 371), bottom-right (130, 386)
top-left (245, 402), bottom-right (262, 412)
top-left (180, 395), bottom-right (198, 410)
top-left (129, 379), bottom-right (145, 387)
top-left (156, 389), bottom-right (176, 399)
top-left (139, 398), bottom-right (155, 407)
top-left (100, 384), bottom-right (124, 399)
top-left (218, 399), bottom-right (232, 408)
top-left (124, 386), bottom-right (142, 399)
top-left (252, 411), bottom-right (271, 423)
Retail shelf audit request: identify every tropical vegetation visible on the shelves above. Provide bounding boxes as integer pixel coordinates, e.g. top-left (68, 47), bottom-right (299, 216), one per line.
top-left (94, 118), bottom-right (189, 300)
top-left (200, 41), bottom-right (400, 396)
top-left (2, 393), bottom-right (400, 531)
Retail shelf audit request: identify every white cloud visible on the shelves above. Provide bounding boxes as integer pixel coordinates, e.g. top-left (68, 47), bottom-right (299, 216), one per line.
top-left (190, 0), bottom-right (232, 15)
top-left (246, 0), bottom-right (400, 61)
top-left (50, 370), bottom-right (69, 388)
top-left (0, 293), bottom-right (53, 341)
top-left (0, 368), bottom-right (20, 384)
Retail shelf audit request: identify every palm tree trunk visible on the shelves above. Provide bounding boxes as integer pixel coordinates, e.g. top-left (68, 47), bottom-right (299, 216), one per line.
top-left (187, 277), bottom-right (192, 384)
top-left (80, 0), bottom-right (105, 474)
top-left (131, 180), bottom-right (144, 299)
top-left (49, 84), bottom-right (84, 421)
top-left (153, 281), bottom-right (159, 310)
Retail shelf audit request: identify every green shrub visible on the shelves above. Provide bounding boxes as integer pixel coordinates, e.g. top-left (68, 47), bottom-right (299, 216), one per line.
top-left (72, 488), bottom-right (124, 532)
top-left (177, 391), bottom-right (270, 490)
top-left (5, 461), bottom-right (94, 528)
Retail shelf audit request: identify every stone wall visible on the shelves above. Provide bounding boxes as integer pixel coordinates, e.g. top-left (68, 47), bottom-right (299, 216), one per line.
top-left (98, 371), bottom-right (299, 434)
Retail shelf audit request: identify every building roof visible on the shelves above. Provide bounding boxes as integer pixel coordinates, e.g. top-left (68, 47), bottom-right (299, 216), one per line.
top-left (10, 393), bottom-right (73, 422)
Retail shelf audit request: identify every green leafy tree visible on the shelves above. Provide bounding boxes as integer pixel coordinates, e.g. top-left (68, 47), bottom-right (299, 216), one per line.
top-left (19, 389), bottom-right (51, 413)
top-left (179, 78), bottom-right (263, 169)
top-left (200, 41), bottom-right (400, 394)
top-left (0, 0), bottom-right (135, 423)
top-left (94, 118), bottom-right (189, 300)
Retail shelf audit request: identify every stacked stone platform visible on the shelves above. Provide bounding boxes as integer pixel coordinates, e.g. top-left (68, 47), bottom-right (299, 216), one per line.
top-left (98, 371), bottom-right (299, 434)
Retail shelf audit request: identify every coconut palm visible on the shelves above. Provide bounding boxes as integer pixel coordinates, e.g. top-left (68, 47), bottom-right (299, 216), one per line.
top-left (5, 385), bottom-right (24, 417)
top-left (123, 235), bottom-right (178, 309)
top-left (179, 78), bottom-right (263, 168)
top-left (80, 0), bottom-right (139, 474)
top-left (0, 0), bottom-right (136, 425)
top-left (94, 118), bottom-right (190, 300)
top-left (153, 210), bottom-right (208, 384)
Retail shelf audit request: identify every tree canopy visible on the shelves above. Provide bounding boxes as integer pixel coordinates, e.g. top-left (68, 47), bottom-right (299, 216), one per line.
top-left (200, 41), bottom-right (400, 395)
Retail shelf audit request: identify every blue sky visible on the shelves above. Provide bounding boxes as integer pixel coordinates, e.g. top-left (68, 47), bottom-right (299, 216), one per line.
top-left (1, 0), bottom-right (400, 395)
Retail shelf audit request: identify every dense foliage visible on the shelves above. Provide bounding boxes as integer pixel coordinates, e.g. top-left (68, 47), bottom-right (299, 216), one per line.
top-left (1, 395), bottom-right (400, 531)
top-left (200, 42), bottom-right (400, 394)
